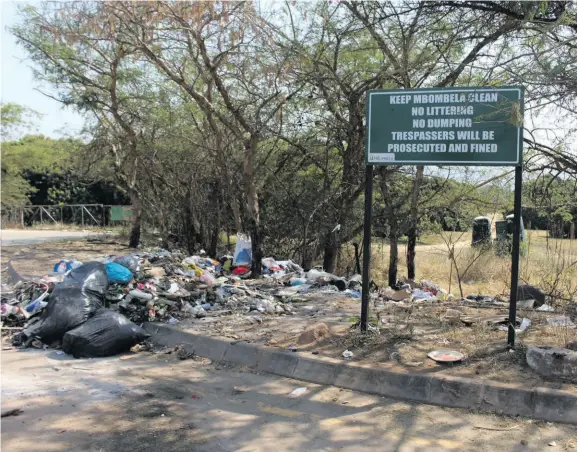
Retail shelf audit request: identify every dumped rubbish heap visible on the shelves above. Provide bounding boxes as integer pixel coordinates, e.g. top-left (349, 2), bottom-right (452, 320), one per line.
top-left (1, 246), bottom-right (369, 357)
top-left (1, 237), bottom-right (552, 359)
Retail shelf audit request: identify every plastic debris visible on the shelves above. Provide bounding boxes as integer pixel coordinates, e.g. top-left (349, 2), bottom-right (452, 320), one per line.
top-left (112, 255), bottom-right (139, 274)
top-left (9, 245), bottom-right (524, 363)
top-left (53, 260), bottom-right (83, 273)
top-left (233, 234), bottom-right (252, 266)
top-left (105, 262), bottom-right (133, 284)
top-left (546, 316), bottom-right (576, 328)
top-left (427, 349), bottom-right (464, 363)
top-left (288, 387), bottom-right (308, 398)
top-left (411, 289), bottom-right (435, 300)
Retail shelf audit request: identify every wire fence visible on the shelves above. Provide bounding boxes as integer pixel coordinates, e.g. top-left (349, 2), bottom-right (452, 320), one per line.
top-left (0, 204), bottom-right (132, 229)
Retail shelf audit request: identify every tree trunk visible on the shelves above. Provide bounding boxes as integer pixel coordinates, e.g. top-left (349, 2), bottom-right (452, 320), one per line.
top-left (183, 192), bottom-right (198, 255)
top-left (128, 189), bottom-right (141, 248)
top-left (322, 236), bottom-right (340, 273)
top-left (406, 166), bottom-right (424, 280)
top-left (209, 224), bottom-right (219, 257)
top-left (388, 219), bottom-right (399, 287)
top-left (208, 198), bottom-right (220, 257)
top-left (353, 242), bottom-right (361, 275)
top-left (243, 137), bottom-right (263, 276)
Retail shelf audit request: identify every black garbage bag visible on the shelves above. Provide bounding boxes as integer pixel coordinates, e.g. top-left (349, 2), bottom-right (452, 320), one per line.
top-left (61, 261), bottom-right (109, 298)
top-left (62, 308), bottom-right (150, 358)
top-left (23, 262), bottom-right (108, 344)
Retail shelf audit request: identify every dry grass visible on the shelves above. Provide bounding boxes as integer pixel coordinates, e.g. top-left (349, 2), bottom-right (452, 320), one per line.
top-left (339, 230), bottom-right (576, 306)
top-left (326, 302), bottom-right (577, 390)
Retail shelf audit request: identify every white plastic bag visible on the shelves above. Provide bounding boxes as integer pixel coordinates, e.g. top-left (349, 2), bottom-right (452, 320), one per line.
top-left (233, 234), bottom-right (252, 266)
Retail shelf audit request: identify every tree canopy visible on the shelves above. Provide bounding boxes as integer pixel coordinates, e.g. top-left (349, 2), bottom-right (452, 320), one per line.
top-left (8, 0), bottom-right (576, 279)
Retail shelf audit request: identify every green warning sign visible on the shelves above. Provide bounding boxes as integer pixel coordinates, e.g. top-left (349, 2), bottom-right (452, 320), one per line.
top-left (366, 86), bottom-right (523, 166)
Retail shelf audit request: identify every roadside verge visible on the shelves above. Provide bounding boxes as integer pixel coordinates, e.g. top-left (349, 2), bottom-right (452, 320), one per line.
top-left (144, 323), bottom-right (576, 424)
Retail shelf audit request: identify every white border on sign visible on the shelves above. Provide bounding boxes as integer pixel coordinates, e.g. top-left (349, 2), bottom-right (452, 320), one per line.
top-left (367, 87), bottom-right (522, 165)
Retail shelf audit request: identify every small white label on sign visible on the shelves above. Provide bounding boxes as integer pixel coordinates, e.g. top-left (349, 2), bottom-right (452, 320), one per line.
top-left (369, 153), bottom-right (395, 162)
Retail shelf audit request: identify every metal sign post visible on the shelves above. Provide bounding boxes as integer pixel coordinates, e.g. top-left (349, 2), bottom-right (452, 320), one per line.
top-left (508, 165), bottom-right (523, 347)
top-left (360, 165), bottom-right (373, 332)
top-left (362, 86), bottom-right (524, 346)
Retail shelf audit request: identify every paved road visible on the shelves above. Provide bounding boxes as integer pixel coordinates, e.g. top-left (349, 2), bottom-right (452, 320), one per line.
top-left (1, 229), bottom-right (109, 246)
top-left (1, 348), bottom-right (575, 451)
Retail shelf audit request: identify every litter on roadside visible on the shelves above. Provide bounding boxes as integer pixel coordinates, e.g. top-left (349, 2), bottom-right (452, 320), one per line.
top-left (427, 349), bottom-right (464, 363)
top-left (546, 316), bottom-right (576, 328)
top-left (288, 387), bottom-right (308, 398)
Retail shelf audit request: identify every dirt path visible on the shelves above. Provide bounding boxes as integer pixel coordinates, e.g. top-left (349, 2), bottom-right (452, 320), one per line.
top-left (3, 239), bottom-right (132, 280)
top-left (1, 229), bottom-right (112, 246)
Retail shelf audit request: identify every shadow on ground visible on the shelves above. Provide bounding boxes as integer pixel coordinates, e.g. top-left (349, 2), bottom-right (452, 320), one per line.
top-left (1, 349), bottom-right (575, 452)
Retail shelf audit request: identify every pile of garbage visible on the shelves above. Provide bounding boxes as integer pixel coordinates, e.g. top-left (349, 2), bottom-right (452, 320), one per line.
top-left (7, 234), bottom-right (549, 358)
top-left (6, 261), bottom-right (149, 358)
top-left (2, 242), bottom-right (371, 357)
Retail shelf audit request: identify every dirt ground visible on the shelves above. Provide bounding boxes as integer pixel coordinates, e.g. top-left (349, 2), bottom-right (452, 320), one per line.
top-left (3, 238), bottom-right (133, 280)
top-left (173, 292), bottom-right (577, 394)
top-left (2, 348), bottom-right (576, 452)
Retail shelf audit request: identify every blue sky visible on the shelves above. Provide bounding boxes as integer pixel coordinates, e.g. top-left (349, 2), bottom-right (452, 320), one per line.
top-left (1, 0), bottom-right (85, 138)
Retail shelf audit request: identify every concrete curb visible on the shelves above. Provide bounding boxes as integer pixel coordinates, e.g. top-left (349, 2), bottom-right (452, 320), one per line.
top-left (144, 323), bottom-right (576, 424)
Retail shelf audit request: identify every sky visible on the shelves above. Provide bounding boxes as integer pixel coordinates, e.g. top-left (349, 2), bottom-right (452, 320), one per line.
top-left (1, 0), bottom-right (85, 138)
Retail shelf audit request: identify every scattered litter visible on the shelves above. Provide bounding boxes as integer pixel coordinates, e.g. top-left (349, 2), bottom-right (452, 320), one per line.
top-left (497, 318), bottom-right (531, 333)
top-left (466, 294), bottom-right (495, 303)
top-left (1, 409), bottom-right (23, 418)
top-left (342, 349), bottom-right (353, 359)
top-left (405, 361), bottom-right (423, 367)
top-left (288, 387), bottom-right (308, 398)
top-left (473, 425), bottom-right (520, 431)
top-left (526, 346), bottom-right (577, 380)
top-left (191, 394), bottom-right (200, 399)
top-left (233, 234), bottom-right (252, 266)
top-left (536, 304), bottom-right (555, 312)
top-left (548, 441), bottom-right (556, 447)
top-left (6, 245), bottom-right (546, 366)
top-left (517, 299), bottom-right (535, 310)
top-left (546, 316), bottom-right (576, 328)
top-left (105, 262), bottom-right (133, 284)
top-left (53, 260), bottom-right (83, 273)
top-left (383, 287), bottom-right (411, 301)
top-left (412, 289), bottom-right (435, 300)
top-left (427, 349), bottom-right (464, 363)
